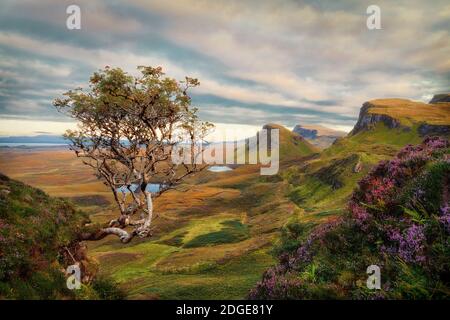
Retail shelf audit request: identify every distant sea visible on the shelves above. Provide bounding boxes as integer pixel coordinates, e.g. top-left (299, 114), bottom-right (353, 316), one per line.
top-left (0, 143), bottom-right (67, 147)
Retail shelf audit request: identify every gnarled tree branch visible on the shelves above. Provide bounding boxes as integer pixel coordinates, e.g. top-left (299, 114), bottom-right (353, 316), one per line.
top-left (54, 65), bottom-right (214, 243)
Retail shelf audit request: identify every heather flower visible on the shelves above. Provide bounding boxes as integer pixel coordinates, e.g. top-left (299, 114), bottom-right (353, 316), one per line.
top-left (386, 224), bottom-right (426, 264)
top-left (294, 242), bottom-right (312, 265)
top-left (349, 201), bottom-right (370, 230)
top-left (290, 218), bottom-right (342, 268)
top-left (439, 205), bottom-right (450, 233)
top-left (440, 204), bottom-right (450, 216)
top-left (366, 177), bottom-right (395, 204)
top-left (251, 137), bottom-right (448, 299)
top-left (248, 267), bottom-right (302, 299)
top-left (387, 158), bottom-right (404, 181)
top-left (423, 136), bottom-right (448, 149)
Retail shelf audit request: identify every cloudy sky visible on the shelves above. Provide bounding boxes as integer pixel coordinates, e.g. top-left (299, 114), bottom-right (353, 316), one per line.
top-left (0, 0), bottom-right (449, 138)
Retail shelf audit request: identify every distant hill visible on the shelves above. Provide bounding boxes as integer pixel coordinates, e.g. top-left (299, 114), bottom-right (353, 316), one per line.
top-left (262, 123), bottom-right (319, 160)
top-left (429, 93), bottom-right (450, 103)
top-left (0, 135), bottom-right (66, 144)
top-left (292, 124), bottom-right (346, 149)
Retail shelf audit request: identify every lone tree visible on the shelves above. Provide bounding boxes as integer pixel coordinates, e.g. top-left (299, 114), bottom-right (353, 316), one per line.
top-left (54, 66), bottom-right (213, 243)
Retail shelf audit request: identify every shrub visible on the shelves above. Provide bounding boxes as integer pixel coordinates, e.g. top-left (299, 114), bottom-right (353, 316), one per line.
top-left (250, 137), bottom-right (450, 300)
top-left (0, 175), bottom-right (90, 299)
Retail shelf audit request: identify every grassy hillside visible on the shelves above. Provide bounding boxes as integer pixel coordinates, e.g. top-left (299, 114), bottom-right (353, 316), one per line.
top-left (86, 164), bottom-right (300, 299)
top-left (0, 173), bottom-right (82, 299)
top-left (251, 137), bottom-right (450, 299)
top-left (0, 173), bottom-right (124, 299)
top-left (366, 98), bottom-right (450, 126)
top-left (0, 149), bottom-right (285, 299)
top-left (283, 99), bottom-right (450, 221)
top-left (263, 123), bottom-right (319, 159)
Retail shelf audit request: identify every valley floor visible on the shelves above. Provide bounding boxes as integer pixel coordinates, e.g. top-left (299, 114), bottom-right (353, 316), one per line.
top-left (0, 148), bottom-right (312, 299)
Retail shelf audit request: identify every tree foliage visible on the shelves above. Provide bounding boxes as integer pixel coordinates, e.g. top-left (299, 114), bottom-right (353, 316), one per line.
top-left (54, 66), bottom-right (213, 243)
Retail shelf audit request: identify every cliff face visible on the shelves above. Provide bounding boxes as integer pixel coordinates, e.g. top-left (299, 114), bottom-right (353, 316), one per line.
top-left (349, 97), bottom-right (450, 137)
top-left (429, 93), bottom-right (450, 104)
top-left (349, 102), bottom-right (400, 136)
top-left (418, 123), bottom-right (450, 136)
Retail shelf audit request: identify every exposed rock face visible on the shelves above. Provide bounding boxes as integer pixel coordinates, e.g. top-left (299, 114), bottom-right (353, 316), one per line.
top-left (418, 124), bottom-right (450, 137)
top-left (292, 124), bottom-right (346, 149)
top-left (293, 125), bottom-right (318, 139)
top-left (429, 94), bottom-right (450, 104)
top-left (349, 102), bottom-right (400, 136)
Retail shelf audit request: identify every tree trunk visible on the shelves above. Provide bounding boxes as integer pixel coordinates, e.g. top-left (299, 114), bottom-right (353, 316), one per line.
top-left (136, 191), bottom-right (153, 237)
top-left (79, 227), bottom-right (134, 243)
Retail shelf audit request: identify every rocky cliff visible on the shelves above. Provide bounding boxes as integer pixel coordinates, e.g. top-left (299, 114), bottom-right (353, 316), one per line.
top-left (349, 101), bottom-right (400, 136)
top-left (429, 93), bottom-right (450, 104)
top-left (349, 97), bottom-right (450, 136)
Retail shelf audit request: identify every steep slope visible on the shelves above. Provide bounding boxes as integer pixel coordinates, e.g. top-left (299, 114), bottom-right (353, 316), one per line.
top-left (350, 98), bottom-right (450, 135)
top-left (250, 137), bottom-right (450, 299)
top-left (263, 123), bottom-right (319, 160)
top-left (429, 93), bottom-right (450, 104)
top-left (0, 173), bottom-right (123, 299)
top-left (283, 96), bottom-right (450, 213)
top-left (293, 124), bottom-right (346, 149)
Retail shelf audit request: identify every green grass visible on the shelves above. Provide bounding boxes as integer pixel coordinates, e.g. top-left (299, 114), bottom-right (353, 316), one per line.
top-left (151, 214), bottom-right (241, 247)
top-left (93, 228), bottom-right (275, 299)
top-left (122, 249), bottom-right (275, 300)
top-left (0, 174), bottom-right (121, 299)
top-left (90, 192), bottom-right (280, 299)
top-left (286, 122), bottom-right (424, 211)
top-left (158, 232), bottom-right (187, 247)
top-left (183, 220), bottom-right (249, 248)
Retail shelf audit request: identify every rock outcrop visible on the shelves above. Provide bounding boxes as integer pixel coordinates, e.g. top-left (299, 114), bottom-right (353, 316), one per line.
top-left (349, 102), bottom-right (400, 136)
top-left (418, 123), bottom-right (450, 137)
top-left (292, 124), bottom-right (346, 149)
top-left (293, 125), bottom-right (318, 139)
top-left (429, 94), bottom-right (450, 104)
top-left (349, 97), bottom-right (450, 137)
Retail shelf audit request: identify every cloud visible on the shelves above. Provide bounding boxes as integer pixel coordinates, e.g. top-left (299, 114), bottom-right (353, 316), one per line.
top-left (0, 0), bottom-right (449, 136)
top-left (0, 57), bottom-right (72, 77)
top-left (0, 118), bottom-right (77, 136)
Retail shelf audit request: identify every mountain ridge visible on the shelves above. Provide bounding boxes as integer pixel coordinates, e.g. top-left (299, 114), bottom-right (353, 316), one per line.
top-left (350, 97), bottom-right (450, 136)
top-left (292, 124), bottom-right (346, 149)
